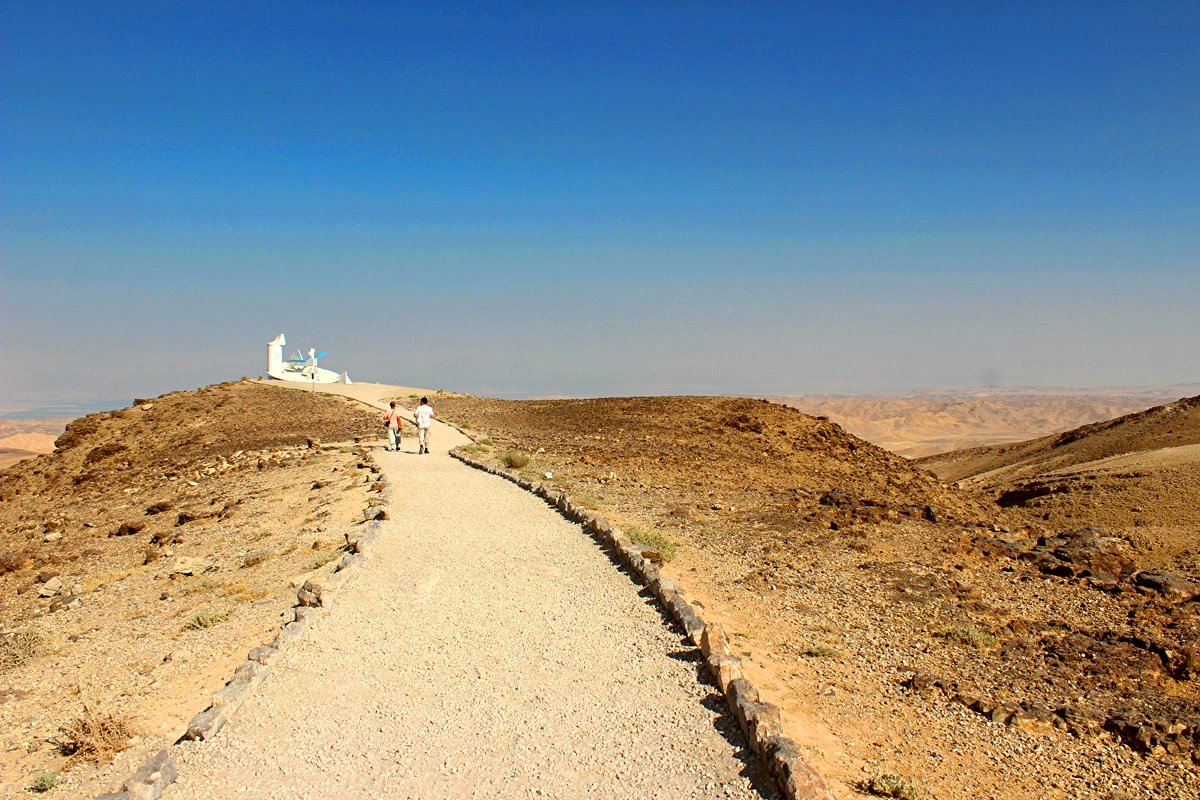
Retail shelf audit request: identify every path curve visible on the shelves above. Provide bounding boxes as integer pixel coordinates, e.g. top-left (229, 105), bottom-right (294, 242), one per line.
top-left (168, 406), bottom-right (773, 798)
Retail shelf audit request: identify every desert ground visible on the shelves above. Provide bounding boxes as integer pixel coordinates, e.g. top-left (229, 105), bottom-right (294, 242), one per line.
top-left (435, 394), bottom-right (1199, 799)
top-left (1, 383), bottom-right (1197, 799)
top-left (0, 382), bottom-right (383, 797)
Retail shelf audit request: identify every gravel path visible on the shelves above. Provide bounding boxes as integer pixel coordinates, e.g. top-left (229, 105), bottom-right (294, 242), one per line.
top-left (169, 419), bottom-right (773, 799)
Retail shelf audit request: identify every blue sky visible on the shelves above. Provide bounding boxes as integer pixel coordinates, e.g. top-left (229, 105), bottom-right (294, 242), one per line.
top-left (2, 2), bottom-right (1198, 411)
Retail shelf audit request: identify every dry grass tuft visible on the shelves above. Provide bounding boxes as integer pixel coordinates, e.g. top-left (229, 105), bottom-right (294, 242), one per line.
top-left (0, 628), bottom-right (47, 672)
top-left (503, 451), bottom-right (531, 469)
top-left (937, 623), bottom-right (997, 650)
top-left (626, 526), bottom-right (678, 561)
top-left (29, 770), bottom-right (58, 793)
top-left (183, 609), bottom-right (233, 630)
top-left (57, 706), bottom-right (135, 765)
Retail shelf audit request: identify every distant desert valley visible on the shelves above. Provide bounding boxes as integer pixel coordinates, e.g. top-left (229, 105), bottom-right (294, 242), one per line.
top-left (775, 387), bottom-right (1200, 458)
top-left (0, 419), bottom-right (72, 471)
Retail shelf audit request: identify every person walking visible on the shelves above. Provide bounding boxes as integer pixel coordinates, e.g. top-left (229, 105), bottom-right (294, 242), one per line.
top-left (414, 396), bottom-right (437, 454)
top-left (383, 401), bottom-right (405, 451)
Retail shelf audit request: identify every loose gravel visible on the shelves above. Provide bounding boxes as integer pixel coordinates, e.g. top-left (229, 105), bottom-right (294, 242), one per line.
top-left (169, 422), bottom-right (774, 799)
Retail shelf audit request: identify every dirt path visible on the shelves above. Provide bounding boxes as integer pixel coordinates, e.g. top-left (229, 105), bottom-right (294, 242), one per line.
top-left (168, 411), bottom-right (772, 799)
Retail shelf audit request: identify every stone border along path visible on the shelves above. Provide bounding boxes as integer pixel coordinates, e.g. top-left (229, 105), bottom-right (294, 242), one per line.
top-left (449, 450), bottom-right (834, 800)
top-left (98, 399), bottom-right (831, 799)
top-left (97, 445), bottom-right (391, 800)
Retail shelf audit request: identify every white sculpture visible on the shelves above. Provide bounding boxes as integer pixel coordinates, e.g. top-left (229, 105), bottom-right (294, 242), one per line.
top-left (266, 334), bottom-right (351, 384)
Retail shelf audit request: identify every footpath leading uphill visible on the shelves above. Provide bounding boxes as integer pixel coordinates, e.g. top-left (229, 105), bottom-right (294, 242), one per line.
top-left (168, 403), bottom-right (774, 799)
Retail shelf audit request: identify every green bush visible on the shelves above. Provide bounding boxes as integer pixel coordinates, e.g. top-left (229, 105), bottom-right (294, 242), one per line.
top-left (29, 770), bottom-right (58, 793)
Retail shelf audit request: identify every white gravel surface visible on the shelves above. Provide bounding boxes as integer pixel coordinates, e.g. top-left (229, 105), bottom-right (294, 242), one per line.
top-left (169, 421), bottom-right (774, 799)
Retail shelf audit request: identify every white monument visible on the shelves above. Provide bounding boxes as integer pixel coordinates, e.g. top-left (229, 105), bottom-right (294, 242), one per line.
top-left (266, 334), bottom-right (352, 384)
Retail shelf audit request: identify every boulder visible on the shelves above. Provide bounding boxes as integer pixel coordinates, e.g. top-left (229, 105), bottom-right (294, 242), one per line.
top-left (1134, 572), bottom-right (1199, 603)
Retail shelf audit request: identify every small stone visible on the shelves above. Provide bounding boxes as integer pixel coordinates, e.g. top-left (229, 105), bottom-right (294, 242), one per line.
top-left (167, 556), bottom-right (214, 577)
top-left (49, 593), bottom-right (82, 612)
top-left (115, 521), bottom-right (146, 537)
top-left (37, 576), bottom-right (64, 597)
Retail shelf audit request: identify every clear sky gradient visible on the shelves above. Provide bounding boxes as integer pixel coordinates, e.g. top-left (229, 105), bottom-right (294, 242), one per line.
top-left (2, 2), bottom-right (1198, 412)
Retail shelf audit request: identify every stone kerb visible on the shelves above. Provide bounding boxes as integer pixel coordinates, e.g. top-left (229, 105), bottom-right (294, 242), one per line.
top-left (97, 452), bottom-right (389, 800)
top-left (448, 447), bottom-right (835, 800)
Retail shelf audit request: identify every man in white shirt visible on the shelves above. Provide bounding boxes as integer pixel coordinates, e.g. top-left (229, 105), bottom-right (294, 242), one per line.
top-left (414, 397), bottom-right (437, 455)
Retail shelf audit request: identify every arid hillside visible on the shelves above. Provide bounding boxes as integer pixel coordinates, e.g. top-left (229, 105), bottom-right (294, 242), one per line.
top-left (774, 391), bottom-right (1184, 458)
top-left (0, 381), bottom-right (383, 798)
top-left (919, 394), bottom-right (1200, 581)
top-left (436, 394), bottom-right (1199, 800)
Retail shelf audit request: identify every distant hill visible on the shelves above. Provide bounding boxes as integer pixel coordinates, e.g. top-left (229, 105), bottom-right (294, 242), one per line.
top-left (770, 389), bottom-right (1198, 458)
top-left (918, 394), bottom-right (1200, 579)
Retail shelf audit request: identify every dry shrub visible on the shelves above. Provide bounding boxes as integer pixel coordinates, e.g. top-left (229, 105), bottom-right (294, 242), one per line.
top-left (0, 628), bottom-right (46, 672)
top-left (861, 773), bottom-right (926, 800)
top-left (183, 609), bottom-right (233, 630)
top-left (503, 451), bottom-right (531, 469)
top-left (627, 526), bottom-right (678, 561)
top-left (57, 706), bottom-right (134, 765)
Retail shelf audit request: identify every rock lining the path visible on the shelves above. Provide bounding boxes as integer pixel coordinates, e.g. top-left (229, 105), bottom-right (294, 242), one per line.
top-left (95, 453), bottom-right (389, 799)
top-left (450, 447), bottom-right (835, 800)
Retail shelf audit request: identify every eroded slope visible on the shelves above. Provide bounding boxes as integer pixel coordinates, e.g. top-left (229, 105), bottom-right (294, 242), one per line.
top-left (436, 394), bottom-right (1199, 800)
top-left (0, 381), bottom-right (382, 797)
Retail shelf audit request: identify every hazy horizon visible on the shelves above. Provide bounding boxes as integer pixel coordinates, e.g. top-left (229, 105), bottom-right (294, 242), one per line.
top-left (6, 378), bottom-right (1200, 421)
top-left (3, 3), bottom-right (1197, 410)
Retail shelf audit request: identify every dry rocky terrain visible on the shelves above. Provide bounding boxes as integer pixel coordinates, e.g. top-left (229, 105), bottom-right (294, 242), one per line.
top-left (0, 381), bottom-right (381, 798)
top-left (435, 395), bottom-right (1199, 799)
top-left (920, 395), bottom-right (1200, 581)
top-left (3, 383), bottom-right (1196, 799)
